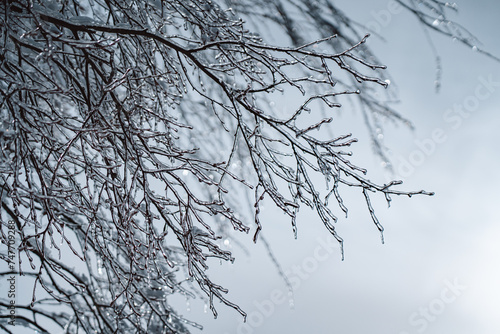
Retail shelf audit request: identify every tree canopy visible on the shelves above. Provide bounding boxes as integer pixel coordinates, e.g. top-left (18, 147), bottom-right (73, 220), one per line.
top-left (0, 1), bottom-right (494, 333)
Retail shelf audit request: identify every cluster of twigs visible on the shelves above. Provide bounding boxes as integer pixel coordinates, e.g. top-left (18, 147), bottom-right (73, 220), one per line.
top-left (2, 0), bottom-right (491, 333)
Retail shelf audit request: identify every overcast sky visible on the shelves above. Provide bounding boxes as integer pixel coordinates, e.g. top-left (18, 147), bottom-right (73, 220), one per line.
top-left (184, 1), bottom-right (500, 333)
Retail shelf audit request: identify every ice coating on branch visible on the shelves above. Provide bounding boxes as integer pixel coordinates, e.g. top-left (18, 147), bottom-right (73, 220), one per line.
top-left (69, 16), bottom-right (97, 25)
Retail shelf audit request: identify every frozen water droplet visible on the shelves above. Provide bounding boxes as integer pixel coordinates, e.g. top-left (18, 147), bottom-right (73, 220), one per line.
top-left (377, 133), bottom-right (384, 140)
top-left (223, 239), bottom-right (230, 246)
top-left (182, 170), bottom-right (189, 176)
top-left (432, 19), bottom-right (440, 26)
top-left (204, 303), bottom-right (208, 313)
top-left (384, 79), bottom-right (391, 86)
top-left (97, 258), bottom-right (104, 276)
top-left (269, 101), bottom-right (275, 107)
top-left (472, 45), bottom-right (478, 52)
top-left (288, 290), bottom-right (295, 309)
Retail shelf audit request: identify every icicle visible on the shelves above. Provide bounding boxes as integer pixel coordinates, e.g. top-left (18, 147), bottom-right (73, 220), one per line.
top-left (97, 258), bottom-right (104, 276)
top-left (288, 289), bottom-right (295, 310)
top-left (60, 224), bottom-right (65, 246)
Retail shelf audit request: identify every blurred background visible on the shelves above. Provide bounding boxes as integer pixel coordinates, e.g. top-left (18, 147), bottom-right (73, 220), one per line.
top-left (182, 1), bottom-right (500, 333)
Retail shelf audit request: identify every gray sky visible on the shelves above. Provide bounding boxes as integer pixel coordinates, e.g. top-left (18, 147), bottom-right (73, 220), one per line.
top-left (184, 1), bottom-right (500, 333)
